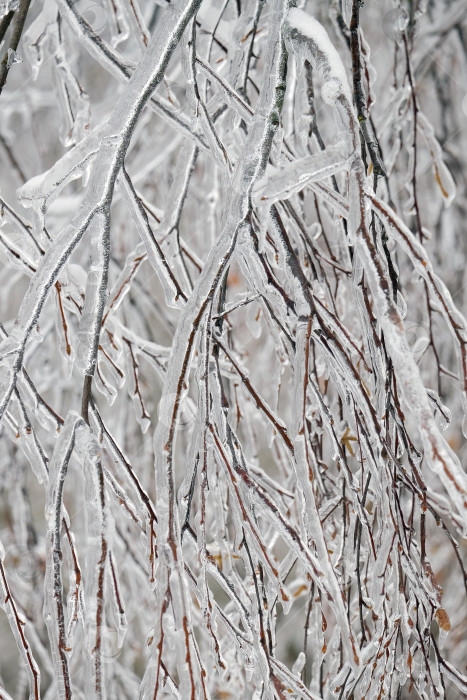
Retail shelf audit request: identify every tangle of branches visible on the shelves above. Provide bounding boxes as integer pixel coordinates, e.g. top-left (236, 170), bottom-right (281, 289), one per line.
top-left (0, 0), bottom-right (466, 698)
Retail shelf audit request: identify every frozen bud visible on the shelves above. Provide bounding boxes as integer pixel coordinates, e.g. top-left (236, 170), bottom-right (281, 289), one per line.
top-left (321, 77), bottom-right (342, 105)
top-left (6, 48), bottom-right (22, 68)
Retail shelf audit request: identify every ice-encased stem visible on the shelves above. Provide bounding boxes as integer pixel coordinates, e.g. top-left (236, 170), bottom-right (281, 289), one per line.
top-left (44, 412), bottom-right (84, 700)
top-left (79, 427), bottom-right (110, 700)
top-left (76, 211), bottom-right (110, 378)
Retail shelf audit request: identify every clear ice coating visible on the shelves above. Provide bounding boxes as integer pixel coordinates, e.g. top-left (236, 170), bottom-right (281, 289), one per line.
top-left (0, 0), bottom-right (466, 697)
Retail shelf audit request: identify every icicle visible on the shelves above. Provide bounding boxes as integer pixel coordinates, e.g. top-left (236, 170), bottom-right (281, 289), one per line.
top-left (341, 0), bottom-right (352, 28)
top-left (106, 0), bottom-right (130, 47)
top-left (17, 126), bottom-right (105, 212)
top-left (435, 608), bottom-right (451, 649)
top-left (462, 413), bottom-right (467, 440)
top-left (122, 340), bottom-right (151, 434)
top-left (252, 145), bottom-right (348, 207)
top-left (0, 537), bottom-right (41, 700)
top-left (417, 111), bottom-right (456, 208)
top-left (426, 389), bottom-right (452, 431)
top-left (3, 392), bottom-right (48, 484)
top-left (119, 170), bottom-right (186, 311)
top-left (291, 651), bottom-right (306, 677)
top-left (22, 2), bottom-right (56, 80)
